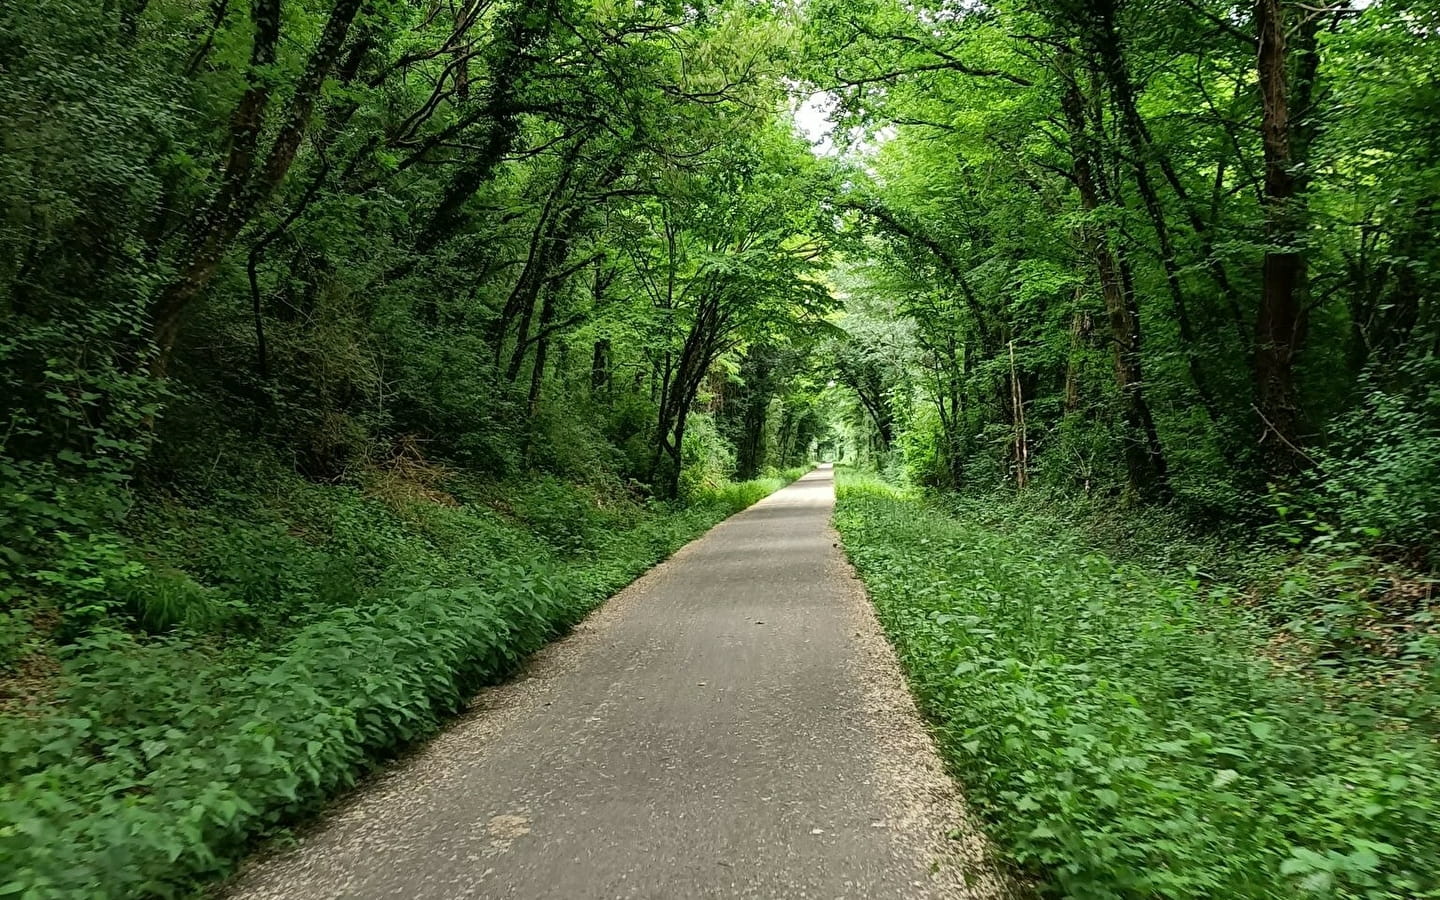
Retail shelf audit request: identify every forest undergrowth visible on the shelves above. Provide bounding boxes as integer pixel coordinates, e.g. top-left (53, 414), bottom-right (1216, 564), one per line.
top-left (0, 412), bottom-right (801, 898)
top-left (834, 469), bottom-right (1440, 900)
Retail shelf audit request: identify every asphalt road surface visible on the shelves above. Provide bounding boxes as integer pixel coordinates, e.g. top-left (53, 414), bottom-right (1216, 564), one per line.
top-left (226, 465), bottom-right (1015, 900)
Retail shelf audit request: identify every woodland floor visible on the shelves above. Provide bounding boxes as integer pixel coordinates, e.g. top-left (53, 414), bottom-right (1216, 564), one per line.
top-left (222, 466), bottom-right (1017, 900)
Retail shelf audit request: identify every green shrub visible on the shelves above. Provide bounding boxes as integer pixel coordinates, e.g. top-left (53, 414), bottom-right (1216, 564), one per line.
top-left (525, 403), bottom-right (628, 484)
top-left (696, 467), bottom-right (805, 512)
top-left (679, 413), bottom-right (737, 500)
top-left (0, 459), bottom-right (141, 641)
top-left (111, 568), bottom-right (225, 634)
top-left (0, 608), bottom-right (35, 671)
top-left (506, 476), bottom-right (611, 555)
top-left (1307, 365), bottom-right (1440, 566)
top-left (834, 472), bottom-right (1440, 899)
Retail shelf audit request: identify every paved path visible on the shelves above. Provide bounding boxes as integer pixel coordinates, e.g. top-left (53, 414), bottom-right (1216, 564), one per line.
top-left (227, 466), bottom-right (1013, 900)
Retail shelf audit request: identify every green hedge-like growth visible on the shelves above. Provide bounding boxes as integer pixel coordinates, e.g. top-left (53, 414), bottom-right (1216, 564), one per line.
top-left (0, 471), bottom-right (800, 899)
top-left (833, 473), bottom-right (1440, 899)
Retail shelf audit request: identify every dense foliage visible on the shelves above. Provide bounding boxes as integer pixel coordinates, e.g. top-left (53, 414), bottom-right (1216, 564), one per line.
top-left (5, 0), bottom-right (1439, 895)
top-left (1, 0), bottom-right (835, 577)
top-left (0, 4), bottom-right (835, 657)
top-left (808, 7), bottom-right (1440, 889)
top-left (835, 472), bottom-right (1440, 899)
top-left (806, 0), bottom-right (1440, 561)
top-left (1, 0), bottom-right (827, 893)
top-left (1, 464), bottom-right (798, 897)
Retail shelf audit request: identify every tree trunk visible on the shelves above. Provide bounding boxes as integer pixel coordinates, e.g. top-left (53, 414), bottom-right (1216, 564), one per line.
top-left (650, 298), bottom-right (726, 498)
top-left (1086, 0), bottom-right (1247, 343)
top-left (777, 411), bottom-right (795, 468)
top-left (419, 1), bottom-right (558, 249)
top-left (1374, 197), bottom-right (1434, 367)
top-left (1253, 0), bottom-right (1307, 475)
top-left (590, 339), bottom-right (611, 396)
top-left (1064, 307), bottom-right (1091, 413)
top-left (1061, 61), bottom-right (1170, 498)
top-left (1090, 22), bottom-right (1223, 427)
top-left (526, 285), bottom-right (558, 417)
top-left (1009, 340), bottom-right (1029, 490)
top-left (150, 0), bottom-right (363, 370)
top-left (735, 348), bottom-right (775, 481)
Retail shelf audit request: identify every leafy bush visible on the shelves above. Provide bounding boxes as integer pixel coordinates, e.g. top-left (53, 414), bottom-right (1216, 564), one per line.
top-left (0, 459), bottom-right (139, 640)
top-left (1307, 365), bottom-right (1440, 566)
top-left (834, 472), bottom-right (1440, 899)
top-left (525, 403), bottom-right (629, 484)
top-left (708, 466), bottom-right (807, 510)
top-left (894, 406), bottom-right (952, 489)
top-left (505, 475), bottom-right (620, 556)
top-left (679, 413), bottom-right (737, 500)
top-left (0, 609), bottom-right (34, 671)
top-left (1, 579), bottom-right (571, 898)
top-left (111, 568), bottom-right (225, 634)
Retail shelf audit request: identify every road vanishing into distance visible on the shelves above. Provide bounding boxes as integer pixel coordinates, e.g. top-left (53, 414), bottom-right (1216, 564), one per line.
top-left (227, 466), bottom-right (1014, 899)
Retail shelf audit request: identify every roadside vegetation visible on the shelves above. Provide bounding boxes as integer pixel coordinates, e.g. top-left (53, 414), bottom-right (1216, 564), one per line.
top-left (813, 0), bottom-right (1440, 893)
top-left (1, 1), bottom-right (825, 894)
top-left (2, 453), bottom-right (798, 898)
top-left (835, 471), bottom-right (1439, 899)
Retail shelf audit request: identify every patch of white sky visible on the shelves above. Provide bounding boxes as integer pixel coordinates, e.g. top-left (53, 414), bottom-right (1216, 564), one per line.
top-left (792, 89), bottom-right (839, 155)
top-left (787, 85), bottom-right (895, 163)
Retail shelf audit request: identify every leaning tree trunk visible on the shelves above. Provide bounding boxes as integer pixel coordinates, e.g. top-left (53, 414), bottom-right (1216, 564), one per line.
top-left (150, 0), bottom-right (363, 371)
top-left (650, 297), bottom-right (726, 498)
top-left (418, 0), bottom-right (559, 250)
top-left (1089, 18), bottom-right (1223, 428)
top-left (590, 338), bottom-right (611, 396)
top-left (526, 284), bottom-right (559, 416)
top-left (1060, 61), bottom-right (1170, 498)
top-left (735, 348), bottom-right (775, 481)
